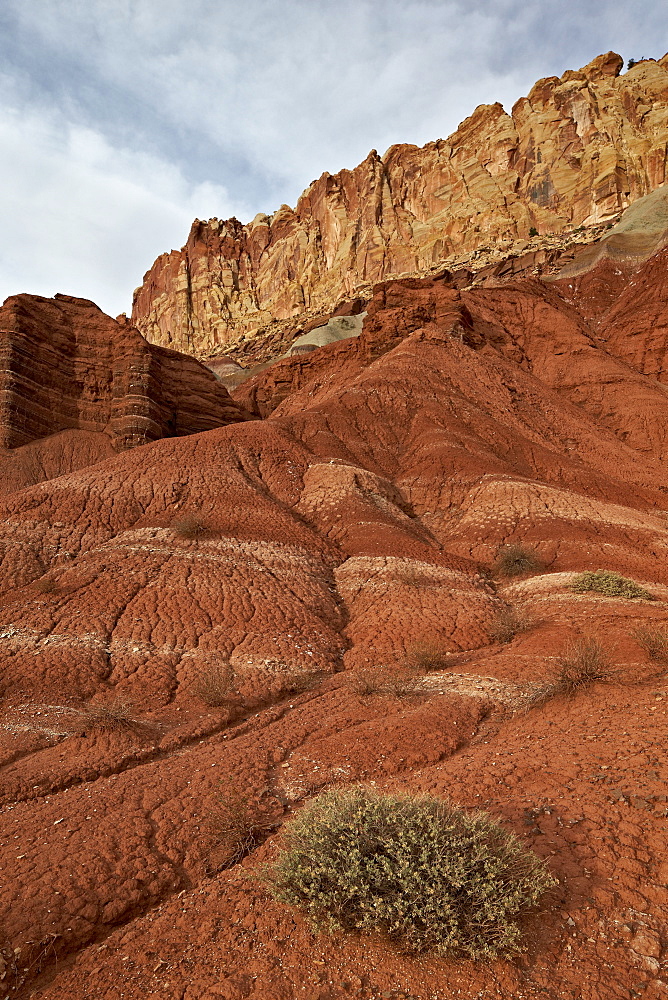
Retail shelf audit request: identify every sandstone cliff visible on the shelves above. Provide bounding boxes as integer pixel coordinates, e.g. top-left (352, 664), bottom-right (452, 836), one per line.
top-left (0, 293), bottom-right (247, 454)
top-left (132, 52), bottom-right (668, 355)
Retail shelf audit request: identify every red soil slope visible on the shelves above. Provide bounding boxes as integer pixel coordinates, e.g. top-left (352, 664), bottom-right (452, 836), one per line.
top-left (1, 246), bottom-right (667, 1000)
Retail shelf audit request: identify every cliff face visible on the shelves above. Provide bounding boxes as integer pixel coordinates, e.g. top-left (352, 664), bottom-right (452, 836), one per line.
top-left (0, 293), bottom-right (247, 452)
top-left (132, 52), bottom-right (668, 355)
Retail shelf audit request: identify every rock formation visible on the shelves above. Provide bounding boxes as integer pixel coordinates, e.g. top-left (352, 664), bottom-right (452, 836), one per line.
top-left (132, 52), bottom-right (668, 354)
top-left (0, 293), bottom-right (248, 460)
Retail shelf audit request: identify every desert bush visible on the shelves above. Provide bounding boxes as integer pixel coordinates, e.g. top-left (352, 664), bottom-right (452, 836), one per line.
top-left (633, 627), bottom-right (668, 663)
top-left (493, 545), bottom-right (544, 578)
top-left (207, 782), bottom-right (264, 870)
top-left (171, 514), bottom-right (208, 540)
top-left (404, 641), bottom-right (452, 672)
top-left (263, 786), bottom-right (555, 958)
top-left (32, 577), bottom-right (60, 594)
top-left (349, 665), bottom-right (420, 699)
top-left (530, 638), bottom-right (614, 705)
top-left (194, 659), bottom-right (238, 707)
top-left (75, 699), bottom-right (147, 736)
top-left (570, 570), bottom-right (653, 600)
top-left (488, 605), bottom-right (535, 644)
top-left (529, 226), bottom-right (539, 237)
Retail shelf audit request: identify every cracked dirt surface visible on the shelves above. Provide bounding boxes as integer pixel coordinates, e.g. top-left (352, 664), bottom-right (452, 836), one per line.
top-left (2, 245), bottom-right (668, 999)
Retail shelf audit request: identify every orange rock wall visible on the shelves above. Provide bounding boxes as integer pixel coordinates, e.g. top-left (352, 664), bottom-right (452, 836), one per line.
top-left (132, 52), bottom-right (668, 354)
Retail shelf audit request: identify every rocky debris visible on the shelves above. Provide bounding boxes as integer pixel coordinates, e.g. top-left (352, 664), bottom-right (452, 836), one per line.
top-left (0, 293), bottom-right (248, 456)
top-left (132, 52), bottom-right (668, 355)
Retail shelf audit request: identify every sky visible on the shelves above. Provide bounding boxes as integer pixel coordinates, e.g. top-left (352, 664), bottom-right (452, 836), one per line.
top-left (1, 0), bottom-right (667, 317)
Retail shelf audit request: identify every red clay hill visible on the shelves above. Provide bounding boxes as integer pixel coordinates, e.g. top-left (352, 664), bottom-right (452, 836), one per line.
top-left (1, 64), bottom-right (668, 1000)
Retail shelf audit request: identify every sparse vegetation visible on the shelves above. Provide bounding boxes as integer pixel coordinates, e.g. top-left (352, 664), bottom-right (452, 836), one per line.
top-left (493, 544), bottom-right (544, 578)
top-left (530, 637), bottom-right (613, 706)
top-left (171, 514), bottom-right (208, 539)
top-left (194, 659), bottom-right (238, 707)
top-left (633, 626), bottom-right (668, 663)
top-left (570, 570), bottom-right (654, 601)
top-left (488, 604), bottom-right (535, 644)
top-left (529, 226), bottom-right (539, 237)
top-left (75, 699), bottom-right (148, 736)
top-left (404, 641), bottom-right (452, 672)
top-left (349, 664), bottom-right (420, 698)
top-left (262, 785), bottom-right (556, 958)
top-left (207, 782), bottom-right (265, 870)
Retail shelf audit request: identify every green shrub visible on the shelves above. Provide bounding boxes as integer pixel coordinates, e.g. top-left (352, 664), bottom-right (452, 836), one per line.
top-left (493, 544), bottom-right (544, 578)
top-left (570, 570), bottom-right (653, 600)
top-left (529, 226), bottom-right (539, 237)
top-left (263, 786), bottom-right (555, 958)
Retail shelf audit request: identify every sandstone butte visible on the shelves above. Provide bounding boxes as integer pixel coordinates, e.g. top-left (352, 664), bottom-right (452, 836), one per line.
top-left (1, 52), bottom-right (668, 1000)
top-left (132, 51), bottom-right (668, 357)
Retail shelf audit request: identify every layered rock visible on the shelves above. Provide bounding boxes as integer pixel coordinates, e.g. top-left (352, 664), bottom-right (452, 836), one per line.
top-left (0, 292), bottom-right (248, 454)
top-left (132, 52), bottom-right (668, 354)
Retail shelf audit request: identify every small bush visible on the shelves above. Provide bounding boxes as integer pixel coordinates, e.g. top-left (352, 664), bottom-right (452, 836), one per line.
top-left (404, 641), bottom-right (452, 672)
top-left (171, 514), bottom-right (208, 540)
top-left (633, 627), bottom-right (668, 663)
top-left (75, 699), bottom-right (147, 736)
top-left (207, 782), bottom-right (267, 870)
top-left (33, 577), bottom-right (60, 594)
top-left (194, 659), bottom-right (238, 707)
top-left (263, 786), bottom-right (555, 958)
top-left (488, 605), bottom-right (535, 644)
top-left (529, 226), bottom-right (539, 237)
top-left (570, 570), bottom-right (653, 601)
top-left (551, 638), bottom-right (612, 696)
top-left (493, 545), bottom-right (544, 578)
top-left (349, 665), bottom-right (419, 699)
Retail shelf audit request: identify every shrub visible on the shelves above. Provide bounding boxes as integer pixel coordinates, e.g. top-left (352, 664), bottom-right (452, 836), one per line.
top-left (75, 699), bottom-right (148, 736)
top-left (633, 627), bottom-right (668, 663)
top-left (194, 659), bottom-right (238, 707)
top-left (570, 570), bottom-right (653, 600)
top-left (207, 782), bottom-right (262, 870)
top-left (488, 605), bottom-right (534, 644)
top-left (171, 514), bottom-right (208, 540)
top-left (529, 226), bottom-right (539, 237)
top-left (493, 544), bottom-right (544, 578)
top-left (404, 641), bottom-right (452, 672)
top-left (263, 786), bottom-right (555, 958)
top-left (550, 637), bottom-right (612, 696)
top-left (33, 577), bottom-right (60, 594)
top-left (349, 665), bottom-right (420, 699)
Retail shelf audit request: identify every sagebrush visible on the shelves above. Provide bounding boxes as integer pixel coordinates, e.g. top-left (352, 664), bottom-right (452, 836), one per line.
top-left (263, 786), bottom-right (555, 958)
top-left (570, 570), bottom-right (653, 600)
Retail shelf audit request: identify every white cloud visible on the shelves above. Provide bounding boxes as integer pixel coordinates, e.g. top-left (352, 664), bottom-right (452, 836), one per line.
top-left (0, 0), bottom-right (666, 315)
top-left (0, 89), bottom-right (246, 315)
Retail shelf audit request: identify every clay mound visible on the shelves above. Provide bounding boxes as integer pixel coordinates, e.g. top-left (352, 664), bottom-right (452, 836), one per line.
top-left (4, 241), bottom-right (668, 999)
top-left (0, 292), bottom-right (248, 453)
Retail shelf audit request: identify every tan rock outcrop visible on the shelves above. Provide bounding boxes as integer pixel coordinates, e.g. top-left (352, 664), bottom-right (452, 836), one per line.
top-left (132, 52), bottom-right (668, 355)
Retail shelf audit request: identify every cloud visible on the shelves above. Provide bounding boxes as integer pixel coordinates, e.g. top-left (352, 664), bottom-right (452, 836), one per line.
top-left (0, 85), bottom-right (246, 315)
top-left (0, 0), bottom-right (666, 315)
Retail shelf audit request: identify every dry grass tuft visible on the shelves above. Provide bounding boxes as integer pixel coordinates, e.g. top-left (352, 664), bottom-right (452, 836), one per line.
top-left (349, 665), bottom-right (420, 699)
top-left (493, 545), bottom-right (544, 578)
top-left (530, 637), bottom-right (613, 706)
top-left (171, 514), bottom-right (208, 540)
top-left (194, 659), bottom-right (238, 707)
top-left (632, 626), bottom-right (668, 664)
top-left (404, 641), bottom-right (453, 672)
top-left (75, 699), bottom-right (149, 736)
top-left (488, 605), bottom-right (535, 644)
top-left (206, 782), bottom-right (266, 870)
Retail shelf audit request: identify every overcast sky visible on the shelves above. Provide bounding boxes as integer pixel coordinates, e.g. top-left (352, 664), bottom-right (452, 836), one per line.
top-left (1, 0), bottom-right (666, 317)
